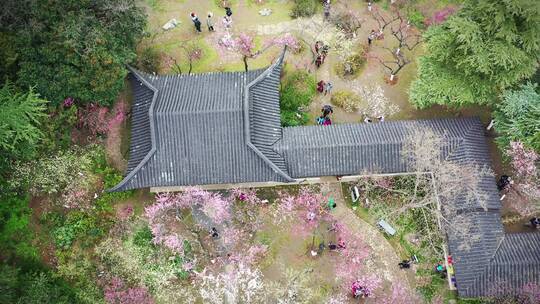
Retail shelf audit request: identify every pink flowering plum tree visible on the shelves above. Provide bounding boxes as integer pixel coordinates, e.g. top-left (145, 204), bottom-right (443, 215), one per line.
top-left (219, 32), bottom-right (300, 72)
top-left (145, 188), bottom-right (232, 254)
top-left (104, 277), bottom-right (154, 304)
top-left (506, 141), bottom-right (540, 215)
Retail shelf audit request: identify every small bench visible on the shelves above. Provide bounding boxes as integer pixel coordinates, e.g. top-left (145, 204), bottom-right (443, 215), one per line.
top-left (377, 219), bottom-right (396, 236)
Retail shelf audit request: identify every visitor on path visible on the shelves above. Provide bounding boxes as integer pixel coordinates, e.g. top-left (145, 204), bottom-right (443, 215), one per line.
top-left (529, 217), bottom-right (540, 229)
top-left (321, 104), bottom-right (333, 117)
top-left (321, 44), bottom-right (329, 61)
top-left (223, 15), bottom-right (232, 30)
top-left (315, 41), bottom-right (323, 54)
top-left (190, 13), bottom-right (202, 33)
top-left (435, 263), bottom-right (447, 278)
top-left (337, 238), bottom-right (346, 249)
top-left (225, 6), bottom-right (233, 18)
top-left (368, 1), bottom-right (372, 12)
top-left (324, 82), bottom-right (333, 95)
top-left (317, 80), bottom-right (325, 93)
top-left (327, 198), bottom-right (337, 210)
top-left (211, 227), bottom-right (219, 238)
top-left (497, 175), bottom-right (512, 191)
top-left (316, 116), bottom-right (326, 125)
top-left (323, 2), bottom-right (331, 20)
top-left (328, 242), bottom-right (338, 250)
top-left (364, 116), bottom-right (373, 123)
top-left (377, 115), bottom-right (385, 122)
top-left (398, 260), bottom-right (411, 269)
top-left (322, 117), bottom-right (332, 125)
top-left (368, 29), bottom-right (376, 45)
top-left (315, 54), bottom-right (323, 68)
top-left (206, 12), bottom-right (215, 31)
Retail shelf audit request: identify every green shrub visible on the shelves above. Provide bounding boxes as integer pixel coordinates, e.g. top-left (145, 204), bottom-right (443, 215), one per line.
top-left (133, 225), bottom-right (154, 248)
top-left (335, 46), bottom-right (368, 78)
top-left (0, 263), bottom-right (80, 304)
top-left (0, 195), bottom-right (38, 261)
top-left (331, 90), bottom-right (363, 112)
top-left (41, 105), bottom-right (78, 153)
top-left (291, 0), bottom-right (318, 18)
top-left (280, 70), bottom-right (316, 127)
top-left (408, 9), bottom-right (426, 29)
top-left (136, 47), bottom-right (161, 74)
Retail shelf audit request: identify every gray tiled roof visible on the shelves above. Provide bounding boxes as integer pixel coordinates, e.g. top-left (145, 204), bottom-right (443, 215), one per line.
top-left (113, 51), bottom-right (539, 299)
top-left (110, 52), bottom-right (292, 191)
top-left (461, 232), bottom-right (540, 297)
top-left (274, 119), bottom-right (469, 179)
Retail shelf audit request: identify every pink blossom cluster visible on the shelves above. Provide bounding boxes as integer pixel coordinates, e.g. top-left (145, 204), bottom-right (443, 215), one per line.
top-left (77, 100), bottom-right (127, 137)
top-left (231, 188), bottom-right (262, 205)
top-left (353, 274), bottom-right (382, 298)
top-left (117, 204), bottom-right (134, 221)
top-left (78, 103), bottom-right (109, 135)
top-left (265, 33), bottom-right (300, 52)
top-left (235, 33), bottom-right (255, 57)
top-left (334, 224), bottom-right (370, 284)
top-left (509, 141), bottom-right (538, 177)
top-left (63, 97), bottom-right (74, 107)
top-left (243, 244), bottom-right (268, 265)
top-left (104, 277), bottom-right (154, 304)
top-left (425, 7), bottom-right (456, 26)
top-left (221, 226), bottom-right (245, 248)
top-left (145, 188), bottom-right (232, 252)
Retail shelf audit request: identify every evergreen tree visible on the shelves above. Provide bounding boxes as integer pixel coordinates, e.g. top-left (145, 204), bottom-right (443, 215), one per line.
top-left (8, 0), bottom-right (146, 106)
top-left (0, 82), bottom-right (47, 157)
top-left (410, 0), bottom-right (540, 108)
top-left (494, 83), bottom-right (540, 152)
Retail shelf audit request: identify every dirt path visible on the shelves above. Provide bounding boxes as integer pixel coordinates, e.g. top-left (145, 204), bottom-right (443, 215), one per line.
top-left (324, 182), bottom-right (415, 299)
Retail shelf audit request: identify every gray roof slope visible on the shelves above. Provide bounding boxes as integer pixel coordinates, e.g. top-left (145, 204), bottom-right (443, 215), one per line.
top-left (111, 58), bottom-right (291, 191)
top-left (461, 232), bottom-right (540, 297)
top-left (125, 73), bottom-right (155, 176)
top-left (275, 118), bottom-right (474, 179)
top-left (446, 211), bottom-right (505, 296)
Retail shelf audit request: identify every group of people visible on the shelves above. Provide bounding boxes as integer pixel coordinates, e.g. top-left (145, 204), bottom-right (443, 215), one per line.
top-left (317, 80), bottom-right (333, 95)
top-left (316, 104), bottom-right (333, 125)
top-left (315, 41), bottom-right (330, 68)
top-left (190, 6), bottom-right (233, 33)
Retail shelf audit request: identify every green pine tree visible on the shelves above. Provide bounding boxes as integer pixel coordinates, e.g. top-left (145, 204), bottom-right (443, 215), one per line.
top-left (410, 0), bottom-right (540, 108)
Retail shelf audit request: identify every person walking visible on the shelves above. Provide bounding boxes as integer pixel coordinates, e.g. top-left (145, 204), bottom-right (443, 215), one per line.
top-left (368, 29), bottom-right (376, 45)
top-left (321, 104), bottom-right (333, 117)
top-left (225, 6), bottom-right (233, 18)
top-left (317, 80), bottom-right (325, 93)
top-left (315, 54), bottom-right (323, 68)
top-left (324, 82), bottom-right (333, 95)
top-left (190, 12), bottom-right (202, 33)
top-left (206, 12), bottom-right (215, 31)
top-left (323, 2), bottom-right (330, 20)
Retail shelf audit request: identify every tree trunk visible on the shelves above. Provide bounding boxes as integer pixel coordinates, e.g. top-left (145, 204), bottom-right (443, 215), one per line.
top-left (243, 55), bottom-right (249, 72)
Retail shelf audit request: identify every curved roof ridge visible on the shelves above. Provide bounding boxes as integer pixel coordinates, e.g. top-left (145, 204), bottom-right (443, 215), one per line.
top-left (109, 66), bottom-right (159, 192)
top-left (243, 47), bottom-right (293, 182)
